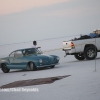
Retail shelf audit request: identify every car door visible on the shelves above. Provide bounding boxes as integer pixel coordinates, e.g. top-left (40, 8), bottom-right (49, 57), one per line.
top-left (9, 51), bottom-right (26, 69)
top-left (8, 51), bottom-right (16, 68)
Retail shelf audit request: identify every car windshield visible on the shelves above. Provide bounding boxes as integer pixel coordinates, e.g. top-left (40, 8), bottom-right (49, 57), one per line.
top-left (22, 48), bottom-right (42, 55)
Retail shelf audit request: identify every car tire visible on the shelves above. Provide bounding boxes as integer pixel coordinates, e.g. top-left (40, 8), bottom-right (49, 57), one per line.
top-left (84, 47), bottom-right (97, 60)
top-left (27, 62), bottom-right (36, 71)
top-left (1, 64), bottom-right (10, 73)
top-left (74, 53), bottom-right (85, 60)
top-left (50, 65), bottom-right (55, 68)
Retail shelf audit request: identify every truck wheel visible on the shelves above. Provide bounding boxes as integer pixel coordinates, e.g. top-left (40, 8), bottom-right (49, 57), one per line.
top-left (74, 53), bottom-right (85, 60)
top-left (84, 47), bottom-right (97, 60)
top-left (1, 64), bottom-right (10, 73)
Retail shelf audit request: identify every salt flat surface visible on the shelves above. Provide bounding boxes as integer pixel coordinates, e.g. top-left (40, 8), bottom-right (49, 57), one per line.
top-left (0, 50), bottom-right (100, 100)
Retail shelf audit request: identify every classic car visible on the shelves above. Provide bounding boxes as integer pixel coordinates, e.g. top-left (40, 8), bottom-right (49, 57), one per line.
top-left (0, 48), bottom-right (60, 73)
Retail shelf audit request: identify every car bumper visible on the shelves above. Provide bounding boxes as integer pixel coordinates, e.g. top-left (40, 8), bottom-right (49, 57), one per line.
top-left (37, 63), bottom-right (59, 68)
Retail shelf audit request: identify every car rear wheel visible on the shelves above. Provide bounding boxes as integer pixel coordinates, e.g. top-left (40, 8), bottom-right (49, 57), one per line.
top-left (1, 64), bottom-right (10, 73)
top-left (27, 62), bottom-right (36, 71)
top-left (84, 47), bottom-right (97, 60)
top-left (74, 53), bottom-right (85, 60)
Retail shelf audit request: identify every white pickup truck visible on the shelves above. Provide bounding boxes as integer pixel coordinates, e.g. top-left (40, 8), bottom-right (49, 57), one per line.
top-left (63, 34), bottom-right (100, 60)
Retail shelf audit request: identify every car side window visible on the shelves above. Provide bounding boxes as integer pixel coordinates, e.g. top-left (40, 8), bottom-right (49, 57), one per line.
top-left (9, 52), bottom-right (15, 57)
top-left (14, 51), bottom-right (23, 57)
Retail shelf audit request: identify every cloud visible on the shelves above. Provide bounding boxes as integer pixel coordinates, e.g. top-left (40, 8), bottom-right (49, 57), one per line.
top-left (41, 0), bottom-right (100, 17)
top-left (10, 0), bottom-right (100, 17)
top-left (43, 7), bottom-right (95, 17)
top-left (0, 0), bottom-right (69, 15)
top-left (1, 0), bottom-right (100, 19)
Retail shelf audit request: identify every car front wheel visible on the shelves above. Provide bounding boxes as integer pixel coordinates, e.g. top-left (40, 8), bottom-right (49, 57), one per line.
top-left (50, 65), bottom-right (55, 68)
top-left (27, 62), bottom-right (36, 71)
top-left (1, 64), bottom-right (10, 73)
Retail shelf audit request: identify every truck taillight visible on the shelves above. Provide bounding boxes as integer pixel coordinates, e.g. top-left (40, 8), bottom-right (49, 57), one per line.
top-left (70, 42), bottom-right (75, 48)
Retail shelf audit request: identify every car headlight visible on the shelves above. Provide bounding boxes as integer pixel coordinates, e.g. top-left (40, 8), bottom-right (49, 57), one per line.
top-left (39, 59), bottom-right (42, 63)
top-left (57, 57), bottom-right (60, 60)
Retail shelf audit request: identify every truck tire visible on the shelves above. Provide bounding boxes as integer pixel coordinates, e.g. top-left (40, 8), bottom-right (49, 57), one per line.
top-left (84, 47), bottom-right (97, 60)
top-left (74, 53), bottom-right (85, 60)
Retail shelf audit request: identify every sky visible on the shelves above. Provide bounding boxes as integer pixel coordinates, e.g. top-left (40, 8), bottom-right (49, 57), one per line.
top-left (0, 0), bottom-right (100, 45)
